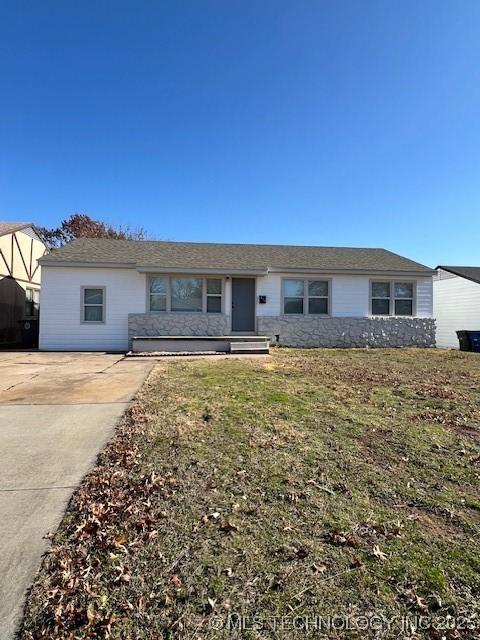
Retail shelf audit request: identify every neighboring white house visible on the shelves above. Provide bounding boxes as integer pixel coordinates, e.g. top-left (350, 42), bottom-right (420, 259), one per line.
top-left (0, 221), bottom-right (48, 346)
top-left (433, 266), bottom-right (480, 349)
top-left (38, 238), bottom-right (435, 352)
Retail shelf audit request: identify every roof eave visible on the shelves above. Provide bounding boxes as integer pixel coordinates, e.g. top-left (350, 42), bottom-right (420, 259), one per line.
top-left (39, 258), bottom-right (434, 278)
top-left (135, 266), bottom-right (268, 275)
top-left (268, 266), bottom-right (435, 277)
top-left (39, 259), bottom-right (137, 269)
top-left (0, 223), bottom-right (47, 246)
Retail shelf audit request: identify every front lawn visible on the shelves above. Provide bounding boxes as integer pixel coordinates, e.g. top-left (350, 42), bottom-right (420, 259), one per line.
top-left (21, 349), bottom-right (480, 639)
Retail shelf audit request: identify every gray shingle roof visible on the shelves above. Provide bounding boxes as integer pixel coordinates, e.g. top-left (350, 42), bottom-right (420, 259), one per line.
top-left (437, 266), bottom-right (480, 285)
top-left (0, 221), bottom-right (32, 237)
top-left (40, 238), bottom-right (433, 274)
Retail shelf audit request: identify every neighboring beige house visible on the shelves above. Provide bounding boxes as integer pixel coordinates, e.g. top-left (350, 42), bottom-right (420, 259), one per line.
top-left (433, 266), bottom-right (480, 349)
top-left (0, 221), bottom-right (48, 346)
top-left (38, 238), bottom-right (435, 353)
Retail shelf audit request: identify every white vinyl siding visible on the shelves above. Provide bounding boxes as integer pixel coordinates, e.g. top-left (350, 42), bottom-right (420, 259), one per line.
top-left (39, 268), bottom-right (434, 351)
top-left (415, 278), bottom-right (434, 317)
top-left (257, 274), bottom-right (433, 318)
top-left (331, 277), bottom-right (370, 317)
top-left (39, 267), bottom-right (147, 351)
top-left (433, 274), bottom-right (480, 349)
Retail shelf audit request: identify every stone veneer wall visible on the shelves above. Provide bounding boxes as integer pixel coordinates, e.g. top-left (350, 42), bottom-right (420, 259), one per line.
top-left (128, 313), bottom-right (230, 345)
top-left (257, 316), bottom-right (436, 348)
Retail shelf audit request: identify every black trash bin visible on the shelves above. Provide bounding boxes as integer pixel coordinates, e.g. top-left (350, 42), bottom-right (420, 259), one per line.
top-left (467, 331), bottom-right (480, 353)
top-left (457, 330), bottom-right (471, 351)
top-left (19, 318), bottom-right (39, 347)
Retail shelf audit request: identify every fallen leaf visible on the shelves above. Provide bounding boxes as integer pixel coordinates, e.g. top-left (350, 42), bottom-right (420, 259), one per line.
top-left (328, 529), bottom-right (347, 546)
top-left (345, 533), bottom-right (361, 549)
top-left (311, 563), bottom-right (327, 574)
top-left (202, 511), bottom-right (221, 524)
top-left (169, 574), bottom-right (182, 588)
top-left (220, 520), bottom-right (239, 534)
top-left (207, 597), bottom-right (216, 612)
top-left (350, 558), bottom-right (364, 569)
top-left (114, 533), bottom-right (128, 546)
top-left (372, 544), bottom-right (388, 561)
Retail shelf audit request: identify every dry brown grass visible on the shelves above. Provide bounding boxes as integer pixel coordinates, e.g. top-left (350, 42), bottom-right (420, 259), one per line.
top-left (20, 348), bottom-right (480, 639)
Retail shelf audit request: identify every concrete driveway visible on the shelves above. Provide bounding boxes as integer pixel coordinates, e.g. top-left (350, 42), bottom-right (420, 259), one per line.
top-left (0, 352), bottom-right (152, 639)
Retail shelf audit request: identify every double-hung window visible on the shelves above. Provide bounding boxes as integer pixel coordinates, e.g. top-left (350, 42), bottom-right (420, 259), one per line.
top-left (206, 279), bottom-right (222, 312)
top-left (148, 277), bottom-right (223, 313)
top-left (284, 279), bottom-right (305, 314)
top-left (283, 279), bottom-right (330, 315)
top-left (308, 280), bottom-right (329, 314)
top-left (371, 282), bottom-right (391, 315)
top-left (82, 287), bottom-right (105, 322)
top-left (149, 277), bottom-right (167, 311)
top-left (394, 282), bottom-right (414, 316)
top-left (370, 281), bottom-right (414, 316)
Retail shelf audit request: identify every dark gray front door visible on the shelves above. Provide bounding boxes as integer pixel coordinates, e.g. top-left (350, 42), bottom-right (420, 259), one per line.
top-left (231, 278), bottom-right (256, 332)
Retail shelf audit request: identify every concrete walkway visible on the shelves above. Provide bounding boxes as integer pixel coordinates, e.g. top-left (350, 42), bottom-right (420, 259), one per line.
top-left (0, 352), bottom-right (152, 639)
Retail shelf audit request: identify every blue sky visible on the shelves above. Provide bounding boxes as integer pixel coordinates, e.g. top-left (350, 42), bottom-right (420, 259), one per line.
top-left (1, 1), bottom-right (479, 267)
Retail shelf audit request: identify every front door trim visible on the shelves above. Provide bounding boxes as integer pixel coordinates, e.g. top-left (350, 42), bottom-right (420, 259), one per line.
top-left (231, 277), bottom-right (256, 333)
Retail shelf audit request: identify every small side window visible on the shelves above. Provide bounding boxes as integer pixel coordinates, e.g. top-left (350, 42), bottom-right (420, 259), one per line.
top-left (149, 277), bottom-right (167, 311)
top-left (206, 279), bottom-right (222, 313)
top-left (82, 288), bottom-right (105, 322)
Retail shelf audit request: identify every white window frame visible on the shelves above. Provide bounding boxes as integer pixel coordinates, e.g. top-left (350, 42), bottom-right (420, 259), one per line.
top-left (393, 281), bottom-right (415, 316)
top-left (282, 278), bottom-right (331, 316)
top-left (147, 276), bottom-right (224, 314)
top-left (149, 276), bottom-right (168, 312)
top-left (81, 286), bottom-right (106, 324)
top-left (369, 280), bottom-right (416, 317)
top-left (206, 278), bottom-right (223, 313)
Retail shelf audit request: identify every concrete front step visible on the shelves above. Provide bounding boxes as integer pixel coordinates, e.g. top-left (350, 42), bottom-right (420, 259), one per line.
top-left (230, 341), bottom-right (269, 354)
top-left (131, 335), bottom-right (270, 354)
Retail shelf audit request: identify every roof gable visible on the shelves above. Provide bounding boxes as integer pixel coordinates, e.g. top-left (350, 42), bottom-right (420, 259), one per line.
top-left (0, 221), bottom-right (32, 237)
top-left (0, 221), bottom-right (46, 245)
top-left (436, 265), bottom-right (480, 285)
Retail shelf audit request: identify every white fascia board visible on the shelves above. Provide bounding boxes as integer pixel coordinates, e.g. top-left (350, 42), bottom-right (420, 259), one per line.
top-left (38, 260), bottom-right (137, 268)
top-left (136, 266), bottom-right (268, 275)
top-left (268, 267), bottom-right (435, 277)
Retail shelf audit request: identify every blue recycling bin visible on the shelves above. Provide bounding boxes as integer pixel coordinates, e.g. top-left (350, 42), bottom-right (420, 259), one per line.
top-left (467, 331), bottom-right (480, 353)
